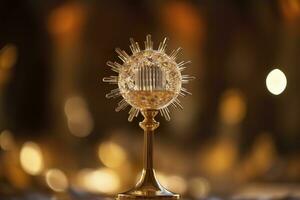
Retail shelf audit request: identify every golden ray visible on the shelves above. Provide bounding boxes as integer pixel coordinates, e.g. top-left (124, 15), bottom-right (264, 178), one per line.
top-left (145, 34), bottom-right (153, 50)
top-left (178, 60), bottom-right (191, 71)
top-left (158, 37), bottom-right (168, 53)
top-left (105, 88), bottom-right (121, 99)
top-left (172, 98), bottom-right (183, 110)
top-left (129, 38), bottom-right (139, 54)
top-left (103, 76), bottom-right (118, 84)
top-left (179, 87), bottom-right (192, 97)
top-left (115, 99), bottom-right (129, 112)
top-left (128, 107), bottom-right (139, 122)
top-left (181, 75), bottom-right (195, 84)
top-left (106, 61), bottom-right (122, 73)
top-left (160, 107), bottom-right (171, 121)
top-left (115, 48), bottom-right (129, 62)
top-left (169, 47), bottom-right (182, 60)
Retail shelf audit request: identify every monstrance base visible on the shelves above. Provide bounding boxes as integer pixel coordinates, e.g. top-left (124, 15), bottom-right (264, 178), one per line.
top-left (117, 193), bottom-right (180, 200)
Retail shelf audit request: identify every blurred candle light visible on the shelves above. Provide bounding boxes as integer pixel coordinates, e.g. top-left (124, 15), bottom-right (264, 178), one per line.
top-left (279, 0), bottom-right (300, 22)
top-left (266, 69), bottom-right (287, 95)
top-left (20, 142), bottom-right (44, 175)
top-left (64, 96), bottom-right (94, 137)
top-left (45, 169), bottom-right (68, 192)
top-left (250, 133), bottom-right (276, 174)
top-left (77, 168), bottom-right (120, 194)
top-left (188, 177), bottom-right (210, 198)
top-left (0, 44), bottom-right (17, 70)
top-left (98, 142), bottom-right (126, 168)
top-left (200, 138), bottom-right (238, 176)
top-left (156, 173), bottom-right (187, 194)
top-left (166, 175), bottom-right (187, 194)
top-left (219, 89), bottom-right (246, 125)
top-left (161, 1), bottom-right (204, 45)
top-left (156, 172), bottom-right (168, 187)
top-left (47, 2), bottom-right (86, 39)
top-left (0, 44), bottom-right (17, 87)
top-left (0, 130), bottom-right (14, 150)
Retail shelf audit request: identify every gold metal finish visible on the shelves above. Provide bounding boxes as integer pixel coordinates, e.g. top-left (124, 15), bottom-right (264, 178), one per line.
top-left (103, 34), bottom-right (194, 122)
top-left (103, 35), bottom-right (193, 200)
top-left (117, 110), bottom-right (180, 200)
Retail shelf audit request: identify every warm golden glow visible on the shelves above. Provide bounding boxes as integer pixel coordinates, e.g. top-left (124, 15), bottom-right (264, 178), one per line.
top-left (156, 173), bottom-right (187, 194)
top-left (0, 44), bottom-right (17, 70)
top-left (266, 69), bottom-right (287, 95)
top-left (0, 130), bottom-right (14, 150)
top-left (64, 96), bottom-right (94, 137)
top-left (200, 138), bottom-right (237, 176)
top-left (45, 169), bottom-right (68, 192)
top-left (48, 3), bottom-right (85, 37)
top-left (250, 133), bottom-right (276, 174)
top-left (20, 142), bottom-right (44, 175)
top-left (77, 168), bottom-right (120, 194)
top-left (98, 142), bottom-right (126, 168)
top-left (0, 44), bottom-right (17, 87)
top-left (279, 0), bottom-right (300, 22)
top-left (219, 89), bottom-right (246, 125)
top-left (188, 177), bottom-right (210, 198)
top-left (161, 1), bottom-right (203, 43)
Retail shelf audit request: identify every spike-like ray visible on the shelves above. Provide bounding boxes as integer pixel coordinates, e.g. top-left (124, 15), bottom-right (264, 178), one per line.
top-left (115, 48), bottom-right (129, 62)
top-left (179, 87), bottom-right (192, 97)
top-left (106, 61), bottom-right (122, 73)
top-left (115, 99), bottom-right (129, 112)
top-left (129, 38), bottom-right (141, 54)
top-left (128, 107), bottom-right (139, 122)
top-left (160, 107), bottom-right (171, 121)
top-left (135, 42), bottom-right (141, 52)
top-left (106, 88), bottom-right (121, 99)
top-left (173, 98), bottom-right (183, 110)
top-left (145, 34), bottom-right (153, 50)
top-left (158, 37), bottom-right (168, 52)
top-left (170, 102), bottom-right (177, 109)
top-left (103, 76), bottom-right (118, 84)
top-left (178, 61), bottom-right (191, 67)
top-left (182, 75), bottom-right (195, 84)
top-left (169, 47), bottom-right (182, 60)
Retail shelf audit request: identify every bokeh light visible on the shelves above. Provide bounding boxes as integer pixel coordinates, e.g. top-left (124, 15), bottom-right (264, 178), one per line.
top-left (0, 44), bottom-right (17, 87)
top-left (279, 0), bottom-right (300, 22)
top-left (20, 142), bottom-right (44, 175)
top-left (156, 173), bottom-right (187, 194)
top-left (64, 96), bottom-right (94, 137)
top-left (76, 168), bottom-right (120, 194)
top-left (0, 44), bottom-right (17, 70)
top-left (47, 2), bottom-right (86, 38)
top-left (45, 168), bottom-right (68, 192)
top-left (219, 89), bottom-right (246, 125)
top-left (188, 177), bottom-right (211, 198)
top-left (0, 130), bottom-right (14, 150)
top-left (266, 69), bottom-right (287, 95)
top-left (98, 142), bottom-right (126, 168)
top-left (200, 138), bottom-right (238, 176)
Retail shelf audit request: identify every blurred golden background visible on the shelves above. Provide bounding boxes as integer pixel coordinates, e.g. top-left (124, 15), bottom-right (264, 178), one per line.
top-left (0, 0), bottom-right (300, 199)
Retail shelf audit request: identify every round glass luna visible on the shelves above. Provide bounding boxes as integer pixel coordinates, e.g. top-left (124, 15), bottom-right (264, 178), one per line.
top-left (118, 49), bottom-right (181, 110)
top-left (103, 35), bottom-right (193, 121)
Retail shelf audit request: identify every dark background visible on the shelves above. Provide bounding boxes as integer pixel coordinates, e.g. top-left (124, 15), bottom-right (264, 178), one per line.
top-left (0, 0), bottom-right (299, 199)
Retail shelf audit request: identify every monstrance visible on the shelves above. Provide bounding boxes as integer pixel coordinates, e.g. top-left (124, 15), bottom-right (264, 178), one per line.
top-left (103, 35), bottom-right (193, 200)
